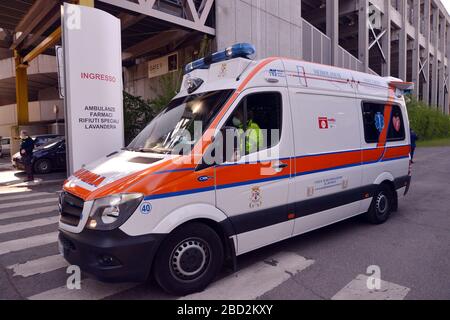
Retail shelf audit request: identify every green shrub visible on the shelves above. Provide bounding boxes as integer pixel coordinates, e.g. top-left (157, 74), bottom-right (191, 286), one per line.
top-left (123, 72), bottom-right (182, 145)
top-left (406, 97), bottom-right (450, 140)
top-left (122, 37), bottom-right (213, 145)
top-left (123, 92), bottom-right (156, 145)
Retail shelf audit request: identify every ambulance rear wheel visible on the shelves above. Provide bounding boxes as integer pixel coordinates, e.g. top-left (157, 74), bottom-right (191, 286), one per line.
top-left (153, 222), bottom-right (224, 296)
top-left (365, 184), bottom-right (393, 225)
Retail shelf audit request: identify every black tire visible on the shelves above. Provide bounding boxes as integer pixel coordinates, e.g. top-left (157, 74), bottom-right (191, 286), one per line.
top-left (34, 159), bottom-right (52, 174)
top-left (153, 222), bottom-right (224, 296)
top-left (365, 184), bottom-right (394, 225)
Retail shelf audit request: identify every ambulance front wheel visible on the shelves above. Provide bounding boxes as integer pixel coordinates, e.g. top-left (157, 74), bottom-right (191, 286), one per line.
top-left (153, 222), bottom-right (224, 296)
top-left (365, 183), bottom-right (394, 225)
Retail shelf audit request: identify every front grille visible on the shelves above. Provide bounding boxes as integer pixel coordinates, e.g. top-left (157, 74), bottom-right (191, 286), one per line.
top-left (59, 192), bottom-right (84, 227)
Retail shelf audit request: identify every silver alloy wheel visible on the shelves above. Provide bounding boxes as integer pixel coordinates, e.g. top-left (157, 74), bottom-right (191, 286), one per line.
top-left (170, 238), bottom-right (210, 282)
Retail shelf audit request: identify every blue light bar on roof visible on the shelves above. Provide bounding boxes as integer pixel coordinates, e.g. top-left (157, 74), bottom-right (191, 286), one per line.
top-left (184, 43), bottom-right (256, 74)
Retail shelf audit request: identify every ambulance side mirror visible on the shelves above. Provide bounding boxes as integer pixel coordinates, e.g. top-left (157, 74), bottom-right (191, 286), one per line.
top-left (196, 127), bottom-right (241, 172)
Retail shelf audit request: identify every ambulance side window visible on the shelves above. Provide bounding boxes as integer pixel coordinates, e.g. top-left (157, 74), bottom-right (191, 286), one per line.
top-left (226, 92), bottom-right (282, 155)
top-left (387, 106), bottom-right (406, 141)
top-left (361, 102), bottom-right (386, 144)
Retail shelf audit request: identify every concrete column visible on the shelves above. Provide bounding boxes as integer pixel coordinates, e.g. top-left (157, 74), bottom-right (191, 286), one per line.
top-left (399, 0), bottom-right (408, 80)
top-left (326, 0), bottom-right (339, 67)
top-left (422, 0), bottom-right (431, 104)
top-left (445, 65), bottom-right (449, 115)
top-left (446, 23), bottom-right (450, 114)
top-left (78, 0), bottom-right (94, 6)
top-left (439, 16), bottom-right (446, 111)
top-left (358, 0), bottom-right (369, 72)
top-left (439, 60), bottom-right (445, 111)
top-left (448, 22), bottom-right (450, 62)
top-left (14, 50), bottom-right (28, 125)
top-left (12, 50), bottom-right (29, 157)
top-left (287, 0), bottom-right (302, 60)
top-left (411, 0), bottom-right (420, 95)
top-left (381, 0), bottom-right (392, 77)
top-left (431, 6), bottom-right (439, 107)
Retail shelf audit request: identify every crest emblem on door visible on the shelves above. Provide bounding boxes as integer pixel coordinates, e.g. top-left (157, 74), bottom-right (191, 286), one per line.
top-left (249, 187), bottom-right (262, 209)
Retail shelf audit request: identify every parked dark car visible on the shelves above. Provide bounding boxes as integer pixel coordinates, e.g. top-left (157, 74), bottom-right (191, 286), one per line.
top-left (33, 134), bottom-right (63, 147)
top-left (12, 137), bottom-right (66, 174)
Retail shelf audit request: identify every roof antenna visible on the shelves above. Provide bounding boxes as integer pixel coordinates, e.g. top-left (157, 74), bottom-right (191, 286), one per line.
top-left (236, 59), bottom-right (255, 81)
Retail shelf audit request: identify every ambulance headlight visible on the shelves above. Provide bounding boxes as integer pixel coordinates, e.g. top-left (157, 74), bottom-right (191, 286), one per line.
top-left (87, 193), bottom-right (143, 230)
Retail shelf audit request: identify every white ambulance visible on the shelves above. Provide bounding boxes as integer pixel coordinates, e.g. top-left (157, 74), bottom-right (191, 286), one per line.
top-left (59, 43), bottom-right (412, 295)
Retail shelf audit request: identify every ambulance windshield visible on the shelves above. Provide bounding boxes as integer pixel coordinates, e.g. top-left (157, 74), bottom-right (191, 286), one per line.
top-left (127, 90), bottom-right (234, 155)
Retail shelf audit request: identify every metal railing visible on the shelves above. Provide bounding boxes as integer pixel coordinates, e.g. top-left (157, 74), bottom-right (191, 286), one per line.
top-left (301, 19), bottom-right (331, 66)
top-left (300, 17), bottom-right (373, 74)
top-left (336, 45), bottom-right (365, 72)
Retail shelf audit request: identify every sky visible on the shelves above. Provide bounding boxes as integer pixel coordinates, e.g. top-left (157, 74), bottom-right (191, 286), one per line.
top-left (443, 0), bottom-right (450, 15)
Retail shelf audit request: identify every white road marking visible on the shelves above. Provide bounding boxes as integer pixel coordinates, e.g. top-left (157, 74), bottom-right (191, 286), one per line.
top-left (331, 274), bottom-right (411, 300)
top-left (28, 279), bottom-right (136, 300)
top-left (0, 198), bottom-right (58, 210)
top-left (0, 216), bottom-right (59, 234)
top-left (0, 187), bottom-right (33, 195)
top-left (0, 232), bottom-right (58, 256)
top-left (0, 192), bottom-right (56, 202)
top-left (8, 255), bottom-right (68, 278)
top-left (181, 252), bottom-right (314, 300)
top-left (0, 205), bottom-right (57, 221)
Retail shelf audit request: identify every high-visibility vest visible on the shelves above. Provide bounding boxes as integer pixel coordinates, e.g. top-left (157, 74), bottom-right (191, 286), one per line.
top-left (239, 120), bottom-right (263, 154)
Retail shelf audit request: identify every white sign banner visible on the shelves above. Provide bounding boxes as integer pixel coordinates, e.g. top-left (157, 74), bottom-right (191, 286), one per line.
top-left (62, 3), bottom-right (124, 175)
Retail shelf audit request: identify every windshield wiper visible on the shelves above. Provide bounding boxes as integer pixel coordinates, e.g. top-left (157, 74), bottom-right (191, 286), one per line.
top-left (139, 147), bottom-right (171, 155)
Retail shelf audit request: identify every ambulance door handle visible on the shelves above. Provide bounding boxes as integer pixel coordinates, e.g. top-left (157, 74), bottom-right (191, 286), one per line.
top-left (272, 163), bottom-right (288, 170)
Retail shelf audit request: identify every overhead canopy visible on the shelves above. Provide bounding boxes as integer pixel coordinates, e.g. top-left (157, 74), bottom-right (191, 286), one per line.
top-left (0, 0), bottom-right (216, 108)
top-left (0, 0), bottom-right (215, 60)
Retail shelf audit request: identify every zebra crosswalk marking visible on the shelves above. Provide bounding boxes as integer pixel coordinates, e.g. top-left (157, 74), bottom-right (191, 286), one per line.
top-left (0, 206), bottom-right (57, 221)
top-left (0, 192), bottom-right (57, 202)
top-left (0, 232), bottom-right (58, 255)
top-left (0, 198), bottom-right (58, 210)
top-left (331, 274), bottom-right (411, 300)
top-left (0, 216), bottom-right (60, 234)
top-left (8, 254), bottom-right (68, 278)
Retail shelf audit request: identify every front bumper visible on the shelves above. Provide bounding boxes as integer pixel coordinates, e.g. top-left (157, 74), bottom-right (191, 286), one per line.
top-left (59, 228), bottom-right (165, 282)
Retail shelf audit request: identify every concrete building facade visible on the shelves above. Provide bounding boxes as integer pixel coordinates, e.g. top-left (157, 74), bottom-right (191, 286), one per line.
top-left (216, 0), bottom-right (450, 114)
top-left (1, 0), bottom-right (449, 147)
top-left (0, 53), bottom-right (64, 138)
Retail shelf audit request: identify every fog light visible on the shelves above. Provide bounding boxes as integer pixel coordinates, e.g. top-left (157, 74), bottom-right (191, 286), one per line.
top-left (98, 255), bottom-right (121, 267)
top-left (88, 219), bottom-right (97, 229)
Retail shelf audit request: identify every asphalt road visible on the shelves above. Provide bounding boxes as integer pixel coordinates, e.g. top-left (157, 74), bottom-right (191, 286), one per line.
top-left (0, 147), bottom-right (449, 300)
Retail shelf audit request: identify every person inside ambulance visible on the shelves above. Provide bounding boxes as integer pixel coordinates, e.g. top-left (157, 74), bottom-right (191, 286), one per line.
top-left (230, 107), bottom-right (264, 156)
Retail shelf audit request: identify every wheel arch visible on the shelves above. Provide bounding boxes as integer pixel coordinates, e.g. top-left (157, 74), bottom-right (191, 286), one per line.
top-left (373, 172), bottom-right (395, 185)
top-left (151, 204), bottom-right (237, 270)
top-left (373, 173), bottom-right (398, 212)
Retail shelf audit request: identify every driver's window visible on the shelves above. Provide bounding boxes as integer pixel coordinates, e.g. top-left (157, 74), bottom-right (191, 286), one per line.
top-left (224, 91), bottom-right (282, 161)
